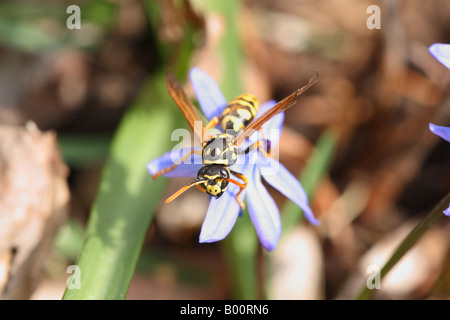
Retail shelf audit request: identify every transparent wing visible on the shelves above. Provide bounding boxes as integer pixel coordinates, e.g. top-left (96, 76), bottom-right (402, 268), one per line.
top-left (235, 71), bottom-right (319, 147)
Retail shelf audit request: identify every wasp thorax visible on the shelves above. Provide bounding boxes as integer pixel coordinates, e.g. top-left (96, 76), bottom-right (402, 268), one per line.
top-left (202, 133), bottom-right (238, 166)
top-left (197, 165), bottom-right (230, 198)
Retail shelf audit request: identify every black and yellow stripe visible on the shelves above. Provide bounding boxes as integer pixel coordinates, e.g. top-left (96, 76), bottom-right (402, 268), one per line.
top-left (202, 133), bottom-right (238, 166)
top-left (220, 93), bottom-right (259, 135)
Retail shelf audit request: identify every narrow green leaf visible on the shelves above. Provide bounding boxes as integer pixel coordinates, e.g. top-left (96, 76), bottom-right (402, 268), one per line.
top-left (205, 0), bottom-right (243, 98)
top-left (58, 134), bottom-right (112, 168)
top-left (201, 0), bottom-right (259, 299)
top-left (223, 210), bottom-right (258, 299)
top-left (62, 73), bottom-right (179, 299)
top-left (355, 191), bottom-right (450, 300)
top-left (282, 129), bottom-right (339, 232)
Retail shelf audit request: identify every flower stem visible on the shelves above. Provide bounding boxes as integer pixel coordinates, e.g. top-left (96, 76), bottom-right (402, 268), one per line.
top-left (222, 209), bottom-right (258, 299)
top-left (203, 0), bottom-right (259, 299)
top-left (282, 128), bottom-right (338, 231)
top-left (257, 243), bottom-right (265, 300)
top-left (355, 191), bottom-right (450, 300)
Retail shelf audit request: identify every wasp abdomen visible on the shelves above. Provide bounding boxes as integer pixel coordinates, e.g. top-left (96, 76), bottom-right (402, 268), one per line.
top-left (220, 94), bottom-right (259, 135)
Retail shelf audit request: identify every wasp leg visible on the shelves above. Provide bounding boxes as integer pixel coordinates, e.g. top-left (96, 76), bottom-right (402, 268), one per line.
top-left (152, 149), bottom-right (202, 180)
top-left (227, 170), bottom-right (249, 210)
top-left (239, 138), bottom-right (271, 158)
top-left (202, 117), bottom-right (219, 139)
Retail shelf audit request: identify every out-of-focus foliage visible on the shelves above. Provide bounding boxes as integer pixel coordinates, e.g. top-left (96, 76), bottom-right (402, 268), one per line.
top-left (0, 0), bottom-right (449, 300)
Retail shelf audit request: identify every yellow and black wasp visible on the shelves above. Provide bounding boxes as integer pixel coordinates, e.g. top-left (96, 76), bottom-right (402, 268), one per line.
top-left (152, 71), bottom-right (319, 209)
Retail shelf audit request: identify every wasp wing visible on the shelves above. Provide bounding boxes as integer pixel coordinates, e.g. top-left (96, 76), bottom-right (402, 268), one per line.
top-left (234, 71), bottom-right (319, 147)
top-left (166, 71), bottom-right (204, 142)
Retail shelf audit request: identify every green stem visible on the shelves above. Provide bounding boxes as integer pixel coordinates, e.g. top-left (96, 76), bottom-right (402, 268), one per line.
top-left (282, 128), bottom-right (338, 232)
top-left (222, 209), bottom-right (258, 299)
top-left (355, 191), bottom-right (450, 300)
top-left (62, 0), bottom-right (197, 299)
top-left (202, 0), bottom-right (258, 299)
top-left (62, 74), bottom-right (179, 299)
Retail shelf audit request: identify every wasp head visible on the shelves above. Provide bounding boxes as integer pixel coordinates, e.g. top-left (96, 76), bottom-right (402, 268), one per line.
top-left (197, 165), bottom-right (230, 198)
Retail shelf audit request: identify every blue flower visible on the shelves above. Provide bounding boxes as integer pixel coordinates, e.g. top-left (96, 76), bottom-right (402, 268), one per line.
top-left (429, 43), bottom-right (450, 69)
top-left (147, 68), bottom-right (319, 251)
top-left (429, 123), bottom-right (450, 217)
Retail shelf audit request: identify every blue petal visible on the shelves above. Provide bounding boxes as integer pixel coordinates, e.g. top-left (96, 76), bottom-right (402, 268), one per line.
top-left (444, 205), bottom-right (450, 217)
top-left (199, 159), bottom-right (251, 243)
top-left (260, 101), bottom-right (284, 145)
top-left (246, 163), bottom-right (282, 251)
top-left (243, 100), bottom-right (285, 151)
top-left (429, 43), bottom-right (450, 69)
top-left (255, 100), bottom-right (276, 120)
top-left (260, 157), bottom-right (320, 226)
top-left (429, 123), bottom-right (450, 143)
top-left (190, 68), bottom-right (227, 120)
top-left (257, 100), bottom-right (285, 134)
top-left (147, 148), bottom-right (202, 178)
top-left (199, 182), bottom-right (244, 243)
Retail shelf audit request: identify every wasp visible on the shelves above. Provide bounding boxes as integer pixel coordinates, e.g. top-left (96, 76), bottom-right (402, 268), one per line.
top-left (152, 71), bottom-right (319, 209)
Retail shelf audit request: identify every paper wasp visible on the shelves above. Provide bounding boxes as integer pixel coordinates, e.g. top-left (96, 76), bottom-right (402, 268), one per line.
top-left (152, 71), bottom-right (319, 209)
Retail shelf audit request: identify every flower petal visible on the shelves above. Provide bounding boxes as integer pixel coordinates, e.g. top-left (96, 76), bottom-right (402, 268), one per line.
top-left (190, 67), bottom-right (227, 120)
top-left (241, 101), bottom-right (285, 158)
top-left (199, 182), bottom-right (244, 243)
top-left (429, 43), bottom-right (450, 69)
top-left (258, 100), bottom-right (285, 135)
top-left (199, 158), bottom-right (252, 243)
top-left (260, 157), bottom-right (320, 226)
top-left (246, 164), bottom-right (282, 251)
top-left (444, 205), bottom-right (450, 217)
top-left (429, 123), bottom-right (450, 143)
top-left (146, 148), bottom-right (202, 178)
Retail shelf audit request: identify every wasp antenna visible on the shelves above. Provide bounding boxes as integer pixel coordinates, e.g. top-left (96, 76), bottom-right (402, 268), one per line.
top-left (309, 70), bottom-right (320, 84)
top-left (152, 171), bottom-right (165, 180)
top-left (165, 180), bottom-right (206, 203)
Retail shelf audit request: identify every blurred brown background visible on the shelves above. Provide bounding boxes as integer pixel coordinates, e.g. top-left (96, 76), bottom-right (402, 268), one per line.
top-left (0, 0), bottom-right (449, 300)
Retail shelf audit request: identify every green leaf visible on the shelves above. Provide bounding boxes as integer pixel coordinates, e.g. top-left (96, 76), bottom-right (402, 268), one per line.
top-left (62, 73), bottom-right (180, 299)
top-left (58, 134), bottom-right (112, 168)
top-left (282, 128), bottom-right (338, 232)
top-left (201, 0), bottom-right (259, 299)
top-left (355, 191), bottom-right (450, 300)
